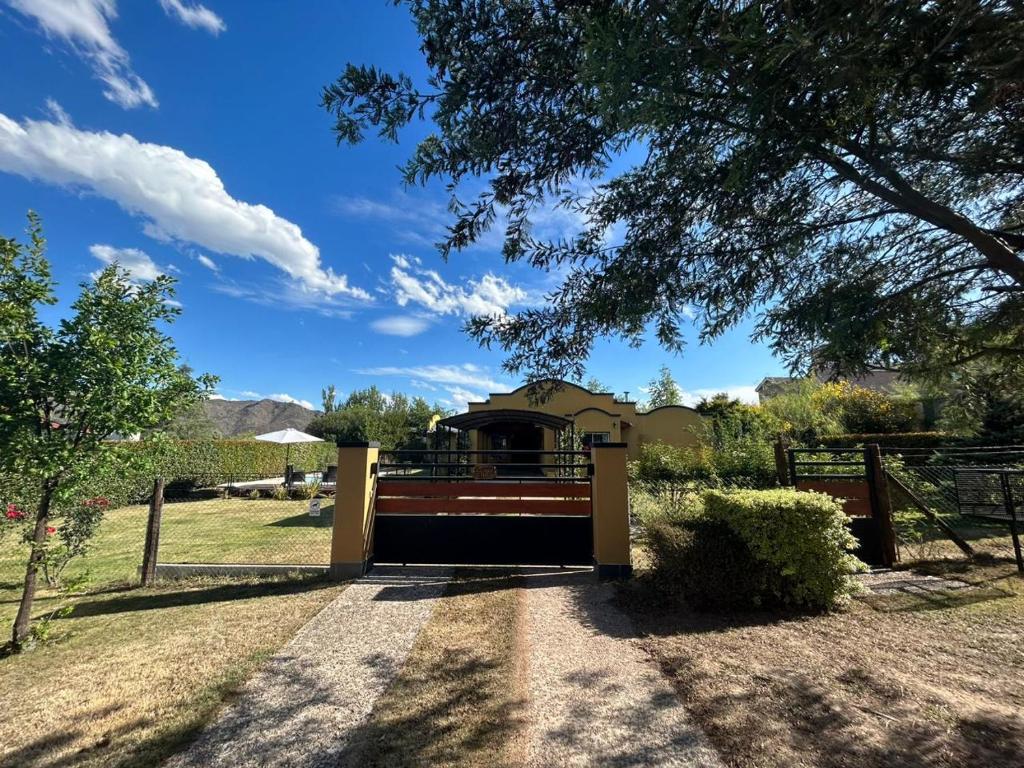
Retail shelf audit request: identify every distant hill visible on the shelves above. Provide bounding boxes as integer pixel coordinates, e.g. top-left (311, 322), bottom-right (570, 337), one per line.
top-left (201, 398), bottom-right (320, 437)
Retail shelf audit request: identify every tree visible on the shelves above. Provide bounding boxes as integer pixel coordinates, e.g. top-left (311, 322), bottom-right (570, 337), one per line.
top-left (583, 376), bottom-right (609, 393)
top-left (0, 214), bottom-right (214, 648)
top-left (644, 366), bottom-right (682, 408)
top-left (306, 386), bottom-right (446, 449)
top-left (321, 384), bottom-right (338, 414)
top-left (325, 1), bottom-right (1024, 391)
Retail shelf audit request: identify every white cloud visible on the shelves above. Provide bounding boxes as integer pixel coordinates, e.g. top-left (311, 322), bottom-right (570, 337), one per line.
top-left (355, 363), bottom-right (508, 392)
top-left (89, 243), bottom-right (165, 283)
top-left (332, 190), bottom-right (588, 253)
top-left (158, 0), bottom-right (225, 35)
top-left (196, 254), bottom-right (219, 272)
top-left (6, 0), bottom-right (157, 108)
top-left (442, 386), bottom-right (484, 411)
top-left (677, 385), bottom-right (760, 407)
top-left (390, 255), bottom-right (528, 317)
top-left (266, 392), bottom-right (315, 410)
top-left (371, 315), bottom-right (431, 337)
top-left (0, 109), bottom-right (369, 301)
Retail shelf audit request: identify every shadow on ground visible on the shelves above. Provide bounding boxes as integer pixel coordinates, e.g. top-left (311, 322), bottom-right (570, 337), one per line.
top-left (57, 576), bottom-right (335, 619)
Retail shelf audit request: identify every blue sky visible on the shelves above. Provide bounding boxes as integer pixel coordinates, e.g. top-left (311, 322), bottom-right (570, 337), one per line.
top-left (0, 0), bottom-right (786, 411)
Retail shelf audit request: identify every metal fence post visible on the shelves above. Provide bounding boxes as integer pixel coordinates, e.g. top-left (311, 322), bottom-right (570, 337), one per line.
top-left (141, 477), bottom-right (164, 586)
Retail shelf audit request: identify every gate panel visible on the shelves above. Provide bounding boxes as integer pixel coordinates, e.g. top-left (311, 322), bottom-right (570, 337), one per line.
top-left (372, 471), bottom-right (593, 566)
top-left (374, 514), bottom-right (593, 565)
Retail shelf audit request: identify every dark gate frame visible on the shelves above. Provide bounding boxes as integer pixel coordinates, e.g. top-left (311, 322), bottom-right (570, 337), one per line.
top-left (372, 448), bottom-right (594, 566)
top-left (783, 444), bottom-right (898, 567)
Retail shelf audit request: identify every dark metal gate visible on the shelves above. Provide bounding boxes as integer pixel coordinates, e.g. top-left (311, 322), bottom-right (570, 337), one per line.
top-left (372, 450), bottom-right (593, 566)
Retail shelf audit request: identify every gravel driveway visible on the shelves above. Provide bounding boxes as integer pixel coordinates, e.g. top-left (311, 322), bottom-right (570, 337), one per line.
top-left (166, 566), bottom-right (720, 768)
top-left (165, 567), bottom-right (451, 768)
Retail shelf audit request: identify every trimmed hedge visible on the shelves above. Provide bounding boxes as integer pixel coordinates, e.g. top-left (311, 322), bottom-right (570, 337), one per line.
top-left (703, 489), bottom-right (864, 610)
top-left (0, 440), bottom-right (340, 509)
top-left (637, 487), bottom-right (864, 611)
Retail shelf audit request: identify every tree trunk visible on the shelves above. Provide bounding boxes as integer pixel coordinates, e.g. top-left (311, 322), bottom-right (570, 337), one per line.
top-left (12, 482), bottom-right (54, 648)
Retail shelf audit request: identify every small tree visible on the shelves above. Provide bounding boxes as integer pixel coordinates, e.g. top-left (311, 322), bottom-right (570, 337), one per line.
top-left (644, 366), bottom-right (682, 408)
top-left (583, 376), bottom-right (609, 393)
top-left (321, 384), bottom-right (338, 414)
top-left (0, 214), bottom-right (214, 648)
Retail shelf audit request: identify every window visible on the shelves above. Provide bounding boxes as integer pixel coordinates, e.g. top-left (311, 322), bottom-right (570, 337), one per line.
top-left (581, 432), bottom-right (611, 447)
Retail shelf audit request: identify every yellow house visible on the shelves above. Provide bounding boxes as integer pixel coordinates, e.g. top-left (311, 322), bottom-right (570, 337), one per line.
top-left (435, 380), bottom-right (702, 463)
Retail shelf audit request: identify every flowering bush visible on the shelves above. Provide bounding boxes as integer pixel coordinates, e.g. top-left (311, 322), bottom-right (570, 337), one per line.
top-left (41, 496), bottom-right (109, 587)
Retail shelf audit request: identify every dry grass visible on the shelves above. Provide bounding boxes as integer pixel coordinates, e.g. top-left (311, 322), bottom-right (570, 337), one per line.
top-left (0, 576), bottom-right (346, 768)
top-left (342, 569), bottom-right (526, 767)
top-left (623, 545), bottom-right (1024, 768)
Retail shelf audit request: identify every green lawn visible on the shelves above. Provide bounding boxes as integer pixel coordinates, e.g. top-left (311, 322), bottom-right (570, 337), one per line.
top-left (1, 496), bottom-right (335, 631)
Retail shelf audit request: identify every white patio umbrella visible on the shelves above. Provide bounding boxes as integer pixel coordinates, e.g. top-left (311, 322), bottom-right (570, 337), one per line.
top-left (254, 428), bottom-right (324, 482)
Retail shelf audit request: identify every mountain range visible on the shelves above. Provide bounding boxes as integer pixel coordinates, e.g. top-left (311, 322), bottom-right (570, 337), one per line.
top-left (201, 398), bottom-right (320, 437)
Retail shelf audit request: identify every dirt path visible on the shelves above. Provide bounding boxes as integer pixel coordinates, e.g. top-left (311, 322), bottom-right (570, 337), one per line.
top-left (165, 567), bottom-right (451, 768)
top-left (519, 570), bottom-right (724, 767)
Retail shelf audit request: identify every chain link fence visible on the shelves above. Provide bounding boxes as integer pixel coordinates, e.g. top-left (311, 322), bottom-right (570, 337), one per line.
top-left (884, 446), bottom-right (1024, 562)
top-left (154, 473), bottom-right (334, 567)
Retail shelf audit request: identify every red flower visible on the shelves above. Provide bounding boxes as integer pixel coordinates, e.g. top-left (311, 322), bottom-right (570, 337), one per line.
top-left (46, 526), bottom-right (56, 535)
top-left (5, 503), bottom-right (25, 521)
top-left (96, 497), bottom-right (110, 507)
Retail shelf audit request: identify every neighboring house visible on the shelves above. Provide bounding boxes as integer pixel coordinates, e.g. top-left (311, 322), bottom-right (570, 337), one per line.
top-left (435, 380), bottom-right (701, 462)
top-left (755, 368), bottom-right (906, 404)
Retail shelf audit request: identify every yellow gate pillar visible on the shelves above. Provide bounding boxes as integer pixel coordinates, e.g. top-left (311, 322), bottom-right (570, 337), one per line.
top-left (329, 441), bottom-right (379, 579)
top-left (590, 442), bottom-right (632, 579)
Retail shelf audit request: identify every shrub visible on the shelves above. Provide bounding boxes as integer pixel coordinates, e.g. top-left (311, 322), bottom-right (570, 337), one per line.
top-left (702, 489), bottom-right (865, 610)
top-left (818, 431), bottom-right (958, 449)
top-left (645, 515), bottom-right (781, 611)
top-left (629, 440), bottom-right (776, 489)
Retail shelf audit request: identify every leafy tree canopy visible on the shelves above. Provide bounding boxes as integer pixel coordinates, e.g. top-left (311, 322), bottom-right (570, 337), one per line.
top-left (644, 365), bottom-right (682, 408)
top-left (306, 386), bottom-right (448, 449)
top-left (325, 0), bottom-right (1024, 391)
top-left (1, 213), bottom-right (214, 647)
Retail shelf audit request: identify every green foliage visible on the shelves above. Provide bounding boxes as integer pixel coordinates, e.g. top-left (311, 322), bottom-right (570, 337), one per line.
top-left (0, 213), bottom-right (214, 646)
top-left (635, 486), bottom-right (862, 611)
top-left (819, 432), bottom-right (956, 449)
top-left (760, 379), bottom-right (846, 443)
top-left (328, 1), bottom-right (1024, 390)
top-left (818, 382), bottom-right (919, 434)
top-left (306, 386), bottom-right (446, 450)
top-left (321, 384), bottom-right (338, 414)
top-left (643, 365), bottom-right (681, 408)
top-left (629, 440), bottom-right (776, 489)
top-left (702, 489), bottom-right (865, 610)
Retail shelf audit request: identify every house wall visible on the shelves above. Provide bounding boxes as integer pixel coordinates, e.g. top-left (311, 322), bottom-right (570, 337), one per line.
top-left (465, 381), bottom-right (702, 459)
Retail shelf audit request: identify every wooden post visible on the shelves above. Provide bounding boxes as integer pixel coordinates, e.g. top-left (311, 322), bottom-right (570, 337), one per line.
top-left (865, 445), bottom-right (898, 568)
top-left (141, 477), bottom-right (164, 586)
top-left (774, 439), bottom-right (790, 486)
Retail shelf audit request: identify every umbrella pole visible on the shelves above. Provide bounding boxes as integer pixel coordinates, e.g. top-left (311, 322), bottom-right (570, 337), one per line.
top-left (285, 444), bottom-right (291, 485)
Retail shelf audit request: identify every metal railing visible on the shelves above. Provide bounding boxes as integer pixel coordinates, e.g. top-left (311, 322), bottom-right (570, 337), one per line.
top-left (378, 449), bottom-right (592, 480)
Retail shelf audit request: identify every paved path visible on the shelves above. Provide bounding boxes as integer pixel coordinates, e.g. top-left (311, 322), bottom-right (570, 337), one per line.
top-left (520, 571), bottom-right (724, 767)
top-left (166, 567), bottom-right (451, 768)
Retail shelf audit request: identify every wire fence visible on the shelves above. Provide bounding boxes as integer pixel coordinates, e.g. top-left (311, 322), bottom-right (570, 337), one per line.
top-left (155, 474), bottom-right (334, 567)
top-left (1, 471), bottom-right (336, 608)
top-left (883, 447), bottom-right (1024, 562)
